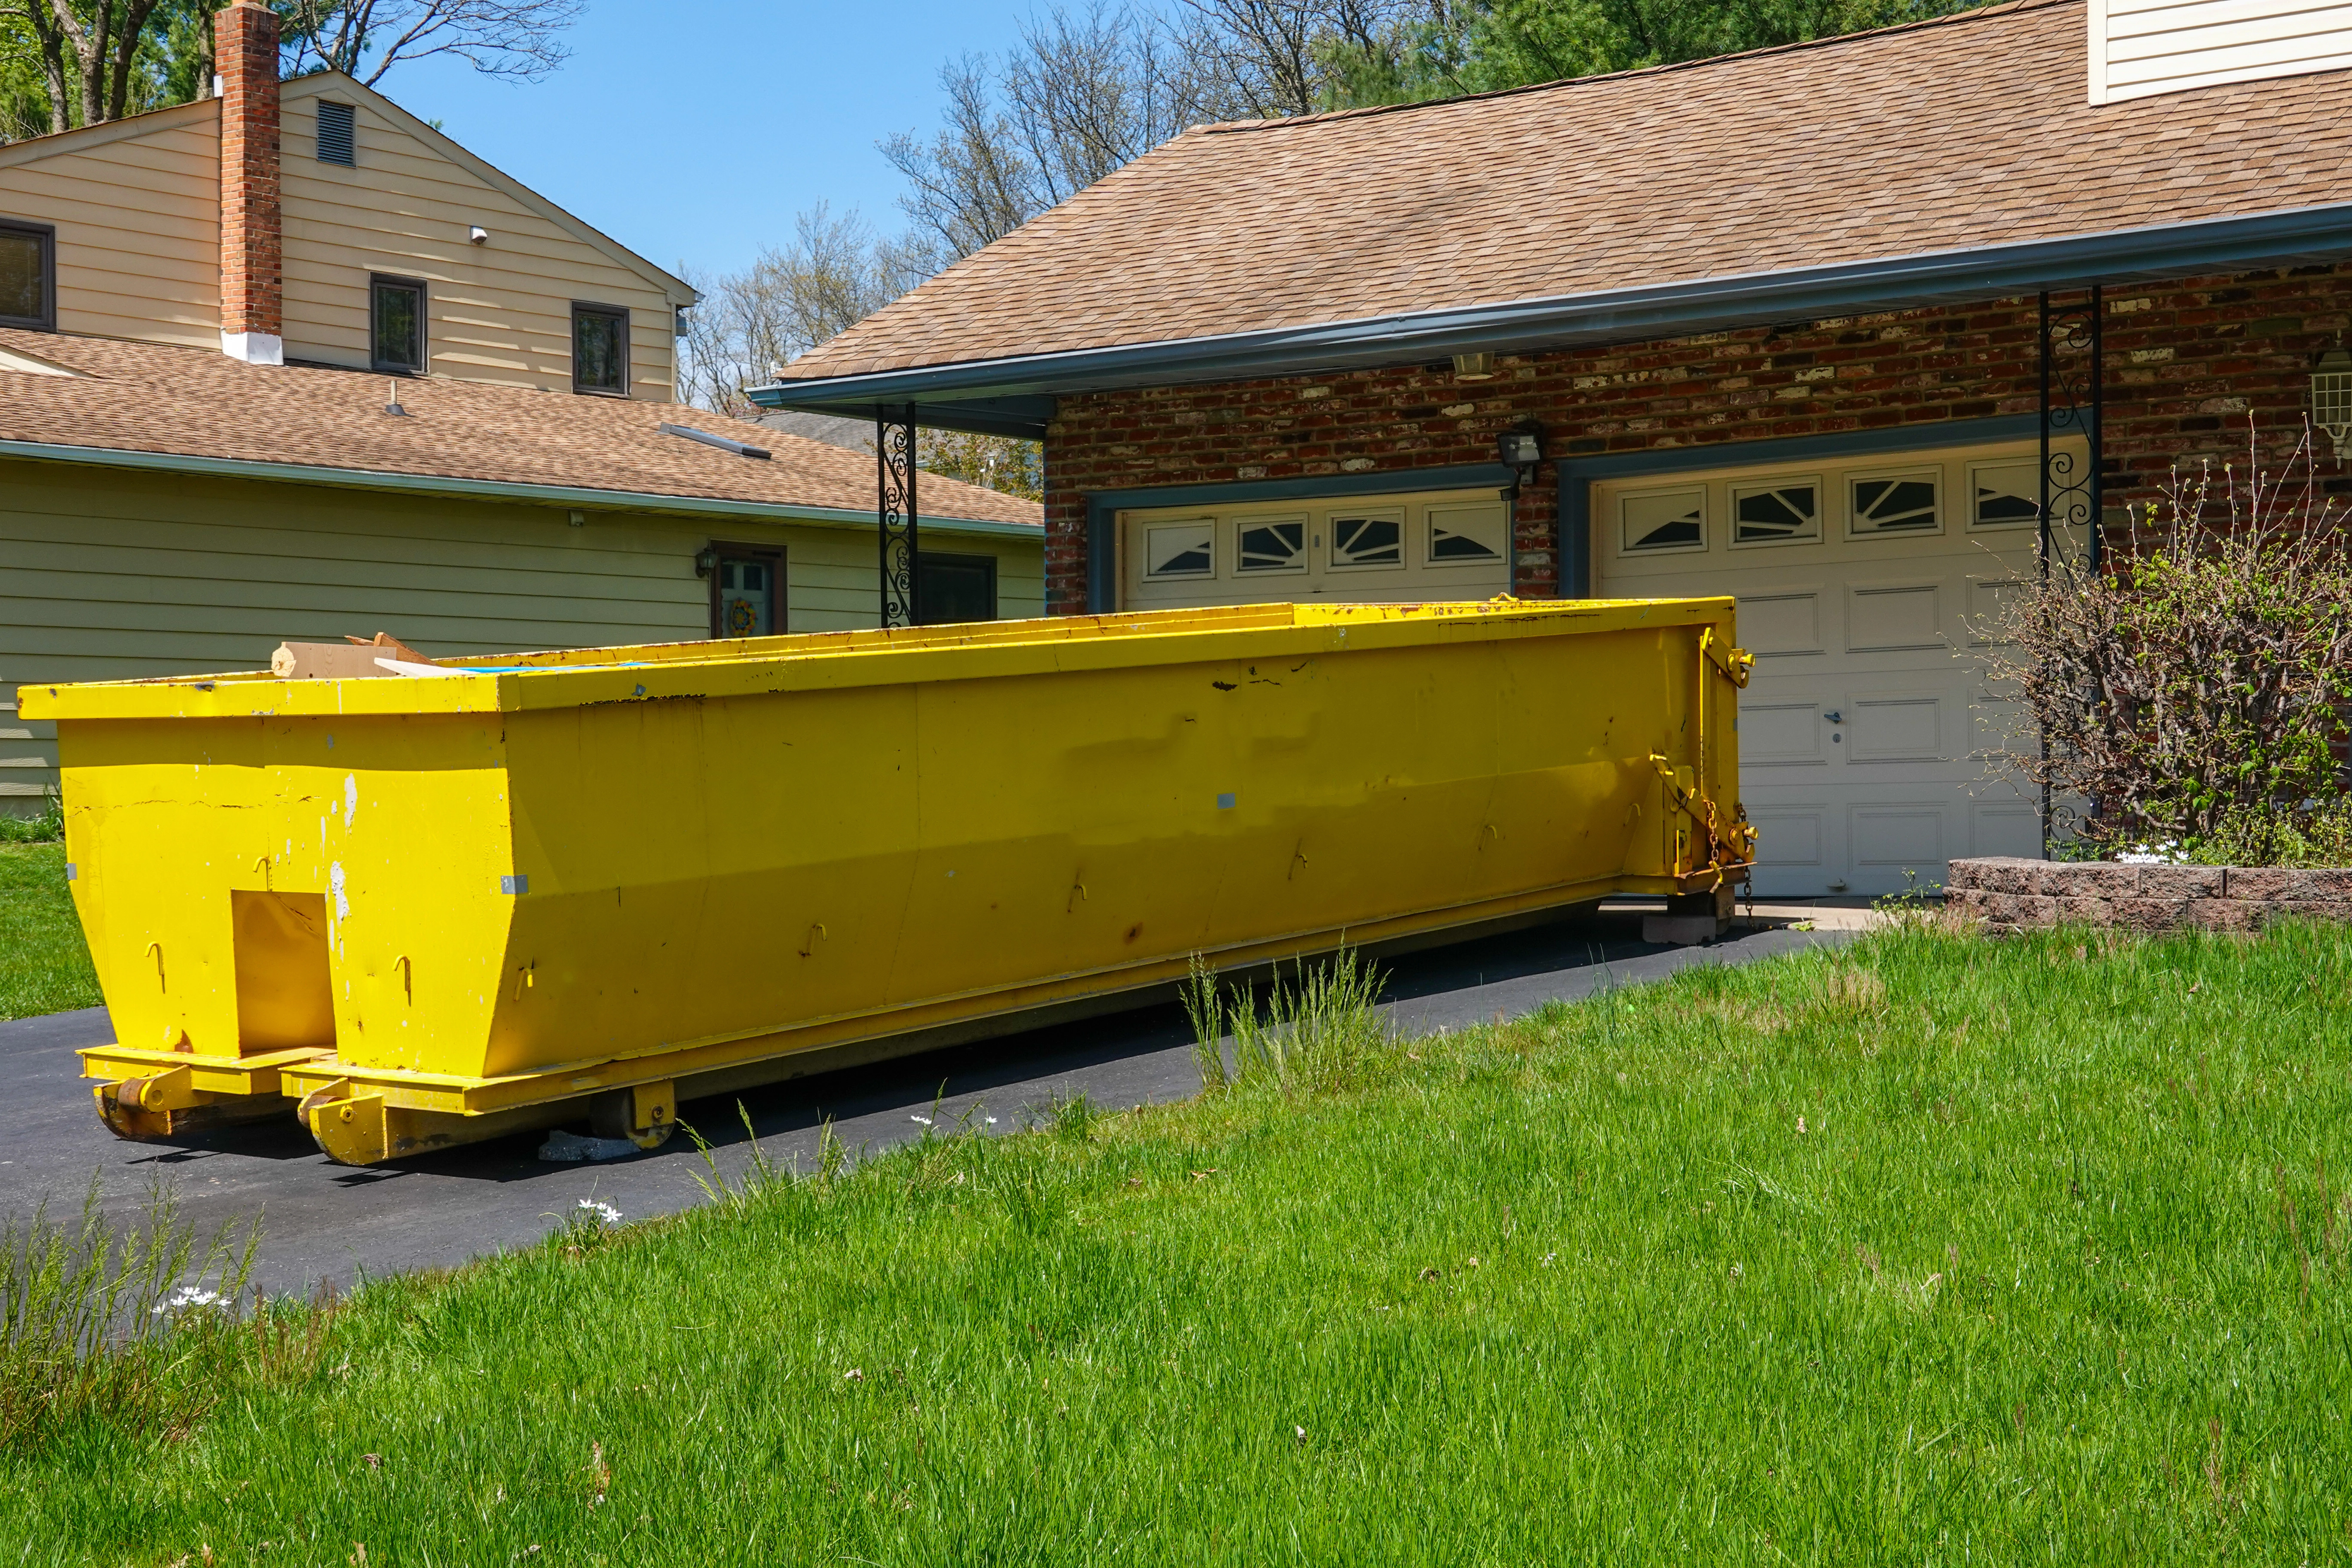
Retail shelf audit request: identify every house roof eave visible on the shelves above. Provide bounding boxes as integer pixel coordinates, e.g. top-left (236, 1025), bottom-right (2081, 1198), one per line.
top-left (753, 201), bottom-right (2352, 439)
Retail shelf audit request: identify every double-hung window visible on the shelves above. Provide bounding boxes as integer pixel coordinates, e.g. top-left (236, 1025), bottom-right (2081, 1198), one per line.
top-left (0, 219), bottom-right (55, 332)
top-left (572, 302), bottom-right (628, 396)
top-left (371, 275), bottom-right (426, 373)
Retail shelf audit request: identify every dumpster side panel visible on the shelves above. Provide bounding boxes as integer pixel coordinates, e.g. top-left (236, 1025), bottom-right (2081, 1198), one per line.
top-left (485, 687), bottom-right (924, 1079)
top-left (453, 612), bottom-right (1718, 1087)
top-left (59, 711), bottom-right (517, 1072)
top-left (327, 716), bottom-right (517, 1075)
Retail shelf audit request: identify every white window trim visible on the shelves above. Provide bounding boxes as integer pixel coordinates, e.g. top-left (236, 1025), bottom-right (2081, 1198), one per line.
top-left (1232, 512), bottom-right (1311, 576)
top-left (1422, 500), bottom-right (1510, 570)
top-left (1325, 506), bottom-right (1409, 573)
top-left (1846, 467), bottom-right (1946, 540)
top-left (1617, 483), bottom-right (1709, 557)
top-left (1727, 474), bottom-right (1827, 551)
top-left (1140, 517), bottom-right (1217, 581)
top-left (1966, 458), bottom-right (2044, 532)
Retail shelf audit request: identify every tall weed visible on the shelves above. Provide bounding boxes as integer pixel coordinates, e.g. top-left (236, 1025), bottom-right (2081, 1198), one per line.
top-left (0, 1173), bottom-right (257, 1449)
top-left (1190, 944), bottom-right (1391, 1096)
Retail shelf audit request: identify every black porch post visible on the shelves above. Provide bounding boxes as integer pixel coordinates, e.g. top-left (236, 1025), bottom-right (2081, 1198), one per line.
top-left (2037, 287), bottom-right (2107, 857)
top-left (2038, 291), bottom-right (2053, 858)
top-left (877, 404), bottom-right (919, 628)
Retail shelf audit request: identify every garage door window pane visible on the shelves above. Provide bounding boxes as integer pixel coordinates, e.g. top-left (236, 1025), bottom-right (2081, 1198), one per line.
top-left (1237, 519), bottom-right (1305, 573)
top-left (1732, 483), bottom-right (1819, 545)
top-left (1620, 488), bottom-right (1705, 554)
top-left (1850, 473), bottom-right (1940, 536)
top-left (1329, 512), bottom-right (1402, 569)
top-left (1970, 462), bottom-right (2040, 528)
top-left (1427, 503), bottom-right (1505, 564)
top-left (1145, 521), bottom-right (1213, 578)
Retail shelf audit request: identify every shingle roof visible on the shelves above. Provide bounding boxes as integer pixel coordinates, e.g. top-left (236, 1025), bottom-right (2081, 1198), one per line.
top-left (781, 0), bottom-right (2352, 383)
top-left (0, 329), bottom-right (1041, 528)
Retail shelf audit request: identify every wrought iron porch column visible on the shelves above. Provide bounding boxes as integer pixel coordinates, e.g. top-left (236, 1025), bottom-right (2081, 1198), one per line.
top-left (877, 404), bottom-right (919, 628)
top-left (2037, 286), bottom-right (2105, 854)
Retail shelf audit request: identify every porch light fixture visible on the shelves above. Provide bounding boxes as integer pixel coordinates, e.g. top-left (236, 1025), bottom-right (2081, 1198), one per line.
top-left (695, 546), bottom-right (720, 578)
top-left (2315, 344), bottom-right (2352, 459)
top-left (1498, 423), bottom-right (1544, 484)
top-left (1451, 350), bottom-right (1495, 381)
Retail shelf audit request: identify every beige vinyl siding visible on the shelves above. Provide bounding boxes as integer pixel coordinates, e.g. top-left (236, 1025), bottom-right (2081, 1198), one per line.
top-left (278, 83), bottom-right (679, 399)
top-left (2089, 0), bottom-right (2352, 102)
top-left (0, 457), bottom-right (1044, 806)
top-left (0, 102), bottom-right (220, 348)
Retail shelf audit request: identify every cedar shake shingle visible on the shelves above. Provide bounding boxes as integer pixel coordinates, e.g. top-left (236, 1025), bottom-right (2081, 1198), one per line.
top-left (783, 0), bottom-right (2352, 383)
top-left (0, 329), bottom-right (1042, 529)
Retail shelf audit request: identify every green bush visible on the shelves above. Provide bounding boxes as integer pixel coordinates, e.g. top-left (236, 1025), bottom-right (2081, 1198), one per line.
top-left (0, 799), bottom-right (62, 845)
top-left (2187, 798), bottom-right (2352, 868)
top-left (1988, 423), bottom-right (2352, 851)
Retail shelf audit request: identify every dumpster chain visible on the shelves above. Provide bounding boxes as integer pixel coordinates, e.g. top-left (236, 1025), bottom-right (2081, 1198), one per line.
top-left (1648, 754), bottom-right (1756, 893)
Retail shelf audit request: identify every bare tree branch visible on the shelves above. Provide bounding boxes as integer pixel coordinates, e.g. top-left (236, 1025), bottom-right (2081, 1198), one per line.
top-left (279, 0), bottom-right (583, 87)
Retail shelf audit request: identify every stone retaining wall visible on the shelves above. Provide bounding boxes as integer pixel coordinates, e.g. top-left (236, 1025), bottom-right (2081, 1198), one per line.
top-left (1946, 858), bottom-right (2352, 933)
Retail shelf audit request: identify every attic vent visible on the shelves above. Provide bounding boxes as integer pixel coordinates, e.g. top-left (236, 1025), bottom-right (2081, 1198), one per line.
top-left (316, 101), bottom-right (356, 166)
top-left (660, 422), bottom-right (771, 460)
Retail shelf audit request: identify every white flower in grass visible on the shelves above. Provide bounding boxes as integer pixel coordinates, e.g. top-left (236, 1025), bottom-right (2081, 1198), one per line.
top-left (910, 1115), bottom-right (933, 1127)
top-left (151, 1283), bottom-right (225, 1316)
top-left (576, 1198), bottom-right (622, 1228)
top-left (985, 1116), bottom-right (999, 1126)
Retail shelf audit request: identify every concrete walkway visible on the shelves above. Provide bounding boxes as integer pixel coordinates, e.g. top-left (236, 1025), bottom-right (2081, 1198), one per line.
top-left (0, 909), bottom-right (1846, 1296)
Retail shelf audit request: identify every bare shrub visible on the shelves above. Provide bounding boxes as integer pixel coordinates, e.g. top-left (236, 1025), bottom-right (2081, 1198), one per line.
top-left (1985, 423), bottom-right (2352, 851)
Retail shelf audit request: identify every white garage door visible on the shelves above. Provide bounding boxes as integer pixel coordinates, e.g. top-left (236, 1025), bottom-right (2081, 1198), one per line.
top-left (1121, 488), bottom-right (1513, 608)
top-left (1593, 437), bottom-right (2082, 898)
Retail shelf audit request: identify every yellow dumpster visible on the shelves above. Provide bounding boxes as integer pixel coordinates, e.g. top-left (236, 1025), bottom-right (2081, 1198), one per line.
top-left (21, 598), bottom-right (1753, 1165)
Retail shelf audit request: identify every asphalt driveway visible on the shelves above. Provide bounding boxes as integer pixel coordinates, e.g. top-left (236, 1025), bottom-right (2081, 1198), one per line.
top-left (0, 909), bottom-right (1845, 1295)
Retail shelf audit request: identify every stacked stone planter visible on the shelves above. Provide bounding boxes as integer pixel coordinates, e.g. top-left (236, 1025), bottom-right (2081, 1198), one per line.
top-left (1946, 858), bottom-right (2352, 934)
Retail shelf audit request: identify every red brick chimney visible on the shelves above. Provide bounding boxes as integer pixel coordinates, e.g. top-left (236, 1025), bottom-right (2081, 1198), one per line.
top-left (217, 1), bottom-right (282, 365)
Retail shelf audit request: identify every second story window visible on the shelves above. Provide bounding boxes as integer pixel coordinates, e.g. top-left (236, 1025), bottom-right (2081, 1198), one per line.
top-left (572, 303), bottom-right (628, 396)
top-left (0, 219), bottom-right (55, 332)
top-left (371, 275), bottom-right (426, 374)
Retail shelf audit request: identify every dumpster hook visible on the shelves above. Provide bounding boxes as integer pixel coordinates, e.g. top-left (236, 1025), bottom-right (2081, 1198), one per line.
top-left (798, 923), bottom-right (827, 958)
top-left (394, 954), bottom-right (412, 1001)
top-left (1067, 882), bottom-right (1089, 913)
top-left (144, 940), bottom-right (164, 989)
top-left (512, 961), bottom-right (535, 1001)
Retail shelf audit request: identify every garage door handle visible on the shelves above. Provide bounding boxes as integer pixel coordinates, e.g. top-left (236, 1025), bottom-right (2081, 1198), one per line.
top-left (1824, 710), bottom-right (1843, 724)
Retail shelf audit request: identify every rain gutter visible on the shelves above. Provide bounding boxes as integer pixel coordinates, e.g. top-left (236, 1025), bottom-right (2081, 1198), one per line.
top-left (0, 438), bottom-right (1042, 538)
top-left (748, 202), bottom-right (2352, 438)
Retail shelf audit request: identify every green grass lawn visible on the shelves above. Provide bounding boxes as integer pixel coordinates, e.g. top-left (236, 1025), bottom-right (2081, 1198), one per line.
top-left (6, 919), bottom-right (2351, 1563)
top-left (0, 841), bottom-right (100, 1022)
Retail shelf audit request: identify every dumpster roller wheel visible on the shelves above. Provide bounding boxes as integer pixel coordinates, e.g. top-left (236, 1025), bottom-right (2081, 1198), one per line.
top-left (589, 1081), bottom-right (677, 1151)
top-left (294, 1075), bottom-right (679, 1166)
top-left (93, 1067), bottom-right (290, 1141)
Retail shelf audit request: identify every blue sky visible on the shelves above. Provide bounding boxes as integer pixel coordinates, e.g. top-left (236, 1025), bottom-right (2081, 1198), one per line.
top-left (377, 0), bottom-right (1038, 281)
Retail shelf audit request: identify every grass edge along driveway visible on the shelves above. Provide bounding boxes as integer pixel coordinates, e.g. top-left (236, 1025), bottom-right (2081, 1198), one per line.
top-left (5, 916), bottom-right (2349, 1564)
top-left (0, 841), bottom-right (99, 1022)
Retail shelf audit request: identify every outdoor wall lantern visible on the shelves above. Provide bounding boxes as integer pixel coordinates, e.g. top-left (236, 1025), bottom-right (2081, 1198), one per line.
top-left (1451, 350), bottom-right (1496, 381)
top-left (2314, 344), bottom-right (2352, 459)
top-left (695, 546), bottom-right (721, 578)
top-left (1498, 424), bottom-right (1544, 484)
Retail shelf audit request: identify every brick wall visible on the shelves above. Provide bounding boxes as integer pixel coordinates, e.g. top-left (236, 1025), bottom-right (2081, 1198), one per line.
top-left (217, 0), bottom-right (282, 345)
top-left (1041, 264), bottom-right (2352, 615)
